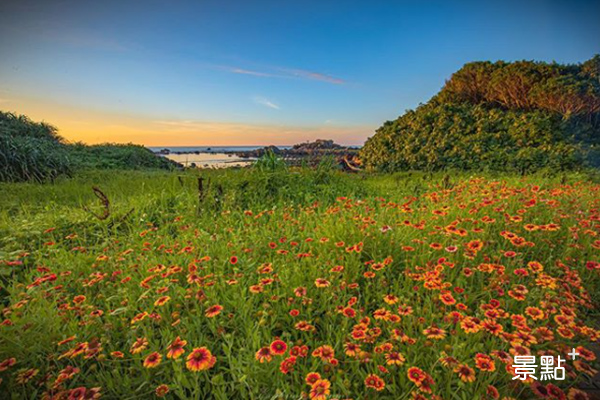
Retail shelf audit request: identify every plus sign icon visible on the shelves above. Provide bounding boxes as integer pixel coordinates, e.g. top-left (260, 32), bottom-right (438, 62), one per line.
top-left (568, 348), bottom-right (580, 360)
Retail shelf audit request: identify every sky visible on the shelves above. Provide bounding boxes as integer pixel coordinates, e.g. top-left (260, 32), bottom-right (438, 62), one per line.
top-left (0, 0), bottom-right (599, 146)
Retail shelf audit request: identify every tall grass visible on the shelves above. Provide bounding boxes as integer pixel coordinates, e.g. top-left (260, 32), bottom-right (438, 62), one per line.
top-left (0, 134), bottom-right (71, 183)
top-left (0, 112), bottom-right (71, 182)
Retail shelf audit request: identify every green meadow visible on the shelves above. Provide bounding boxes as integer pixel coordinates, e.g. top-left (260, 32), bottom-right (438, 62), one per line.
top-left (1, 166), bottom-right (599, 399)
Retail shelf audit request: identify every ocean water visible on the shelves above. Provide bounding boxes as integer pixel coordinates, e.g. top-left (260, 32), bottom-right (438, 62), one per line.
top-left (162, 152), bottom-right (256, 168)
top-left (147, 146), bottom-right (283, 168)
top-left (147, 146), bottom-right (292, 153)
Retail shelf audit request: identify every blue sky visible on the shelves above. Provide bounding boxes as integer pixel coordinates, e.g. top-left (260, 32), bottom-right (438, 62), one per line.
top-left (0, 0), bottom-right (598, 145)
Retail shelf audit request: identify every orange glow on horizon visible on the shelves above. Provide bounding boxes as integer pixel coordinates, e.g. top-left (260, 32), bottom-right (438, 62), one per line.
top-left (1, 96), bottom-right (371, 147)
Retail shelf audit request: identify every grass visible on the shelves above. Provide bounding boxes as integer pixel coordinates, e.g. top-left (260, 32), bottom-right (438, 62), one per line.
top-left (1, 110), bottom-right (177, 183)
top-left (0, 167), bottom-right (599, 399)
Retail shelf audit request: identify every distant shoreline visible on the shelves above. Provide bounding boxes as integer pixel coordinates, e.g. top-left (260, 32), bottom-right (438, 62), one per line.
top-left (149, 141), bottom-right (363, 169)
top-left (147, 146), bottom-right (293, 155)
top-left (147, 144), bottom-right (361, 155)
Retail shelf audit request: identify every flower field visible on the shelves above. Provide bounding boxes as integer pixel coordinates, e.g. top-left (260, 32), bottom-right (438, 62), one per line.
top-left (0, 170), bottom-right (599, 399)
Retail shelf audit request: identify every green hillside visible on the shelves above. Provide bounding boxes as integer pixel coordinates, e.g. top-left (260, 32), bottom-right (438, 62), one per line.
top-left (361, 56), bottom-right (600, 173)
top-left (0, 111), bottom-right (178, 182)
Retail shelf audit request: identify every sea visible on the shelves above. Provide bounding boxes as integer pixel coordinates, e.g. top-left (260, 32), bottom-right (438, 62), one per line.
top-left (147, 146), bottom-right (292, 168)
top-left (147, 146), bottom-right (292, 153)
top-left (147, 145), bottom-right (360, 169)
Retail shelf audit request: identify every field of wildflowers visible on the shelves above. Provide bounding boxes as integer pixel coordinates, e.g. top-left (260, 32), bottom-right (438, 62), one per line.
top-left (0, 169), bottom-right (599, 399)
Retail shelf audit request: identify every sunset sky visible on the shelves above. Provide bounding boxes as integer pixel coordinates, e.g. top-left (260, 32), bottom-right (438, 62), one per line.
top-left (1, 0), bottom-right (599, 146)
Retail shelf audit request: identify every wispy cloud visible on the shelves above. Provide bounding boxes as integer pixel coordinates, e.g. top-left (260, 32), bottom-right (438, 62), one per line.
top-left (229, 68), bottom-right (279, 78)
top-left (221, 65), bottom-right (345, 85)
top-left (281, 68), bottom-right (345, 85)
top-left (153, 120), bottom-right (199, 127)
top-left (253, 96), bottom-right (280, 110)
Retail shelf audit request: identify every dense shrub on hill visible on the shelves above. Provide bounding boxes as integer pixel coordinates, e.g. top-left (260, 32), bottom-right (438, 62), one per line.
top-left (69, 143), bottom-right (178, 170)
top-left (361, 56), bottom-right (600, 173)
top-left (0, 111), bottom-right (71, 182)
top-left (436, 56), bottom-right (600, 117)
top-left (0, 111), bottom-right (178, 182)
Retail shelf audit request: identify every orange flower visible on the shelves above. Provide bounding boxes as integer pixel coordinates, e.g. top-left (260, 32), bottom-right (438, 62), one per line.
top-left (249, 284), bottom-right (264, 293)
top-left (57, 336), bottom-right (76, 346)
top-left (205, 304), bottom-right (223, 318)
top-left (0, 358), bottom-right (16, 372)
top-left (305, 372), bottom-right (321, 386)
top-left (344, 342), bottom-right (361, 357)
top-left (525, 306), bottom-right (545, 320)
top-left (67, 387), bottom-right (101, 399)
top-left (130, 337), bottom-right (149, 354)
top-left (397, 304), bottom-right (413, 316)
top-left (407, 367), bottom-right (427, 386)
top-left (155, 384), bottom-right (169, 397)
top-left (16, 368), bottom-right (38, 384)
top-left (487, 385), bottom-right (500, 399)
top-left (439, 292), bottom-right (456, 305)
top-left (143, 352), bottom-right (162, 368)
top-left (309, 379), bottom-right (330, 400)
top-left (279, 356), bottom-right (297, 374)
top-left (291, 345), bottom-right (309, 357)
top-left (364, 374), bottom-right (385, 391)
top-left (131, 312), bottom-right (148, 325)
top-left (295, 321), bottom-right (316, 332)
top-left (186, 347), bottom-right (216, 372)
top-left (270, 340), bottom-right (288, 356)
top-left (343, 307), bottom-right (356, 318)
top-left (576, 346), bottom-right (596, 362)
top-left (314, 278), bottom-right (330, 288)
top-left (474, 354), bottom-right (495, 372)
top-left (466, 240), bottom-right (483, 252)
top-left (482, 319), bottom-right (503, 336)
top-left (373, 308), bottom-right (390, 320)
top-left (557, 326), bottom-right (574, 339)
top-left (154, 296), bottom-right (170, 306)
top-left (568, 388), bottom-right (591, 400)
top-left (454, 364), bottom-right (476, 383)
top-left (255, 347), bottom-right (272, 363)
top-left (312, 345), bottom-right (335, 362)
top-left (166, 336), bottom-right (187, 359)
top-left (527, 261), bottom-right (544, 272)
top-left (385, 351), bottom-right (406, 365)
top-left (423, 326), bottom-right (446, 340)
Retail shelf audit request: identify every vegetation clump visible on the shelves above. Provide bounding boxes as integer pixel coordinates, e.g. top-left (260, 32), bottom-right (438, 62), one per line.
top-left (0, 111), bottom-right (178, 183)
top-left (361, 56), bottom-right (600, 173)
top-left (68, 142), bottom-right (179, 171)
top-left (0, 112), bottom-right (71, 182)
